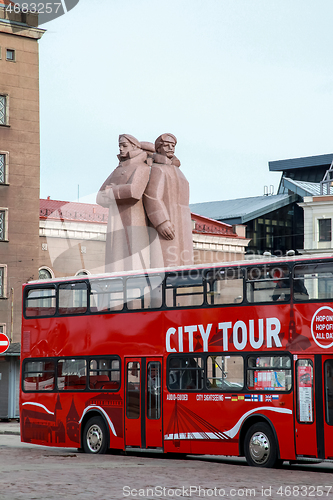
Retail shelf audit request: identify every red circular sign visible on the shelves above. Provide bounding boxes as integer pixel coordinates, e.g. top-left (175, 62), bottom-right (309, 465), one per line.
top-left (311, 306), bottom-right (333, 349)
top-left (0, 333), bottom-right (9, 354)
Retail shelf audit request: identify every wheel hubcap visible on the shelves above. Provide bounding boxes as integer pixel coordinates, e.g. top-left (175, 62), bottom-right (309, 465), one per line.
top-left (249, 431), bottom-right (270, 464)
top-left (87, 424), bottom-right (103, 453)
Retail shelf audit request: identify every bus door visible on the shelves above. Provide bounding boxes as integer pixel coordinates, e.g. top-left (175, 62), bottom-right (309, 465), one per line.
top-left (322, 355), bottom-right (333, 459)
top-left (124, 357), bottom-right (163, 449)
top-left (294, 355), bottom-right (324, 459)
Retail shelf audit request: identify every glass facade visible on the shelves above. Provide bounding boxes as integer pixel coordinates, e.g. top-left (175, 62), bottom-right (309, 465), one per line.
top-left (283, 166), bottom-right (328, 184)
top-left (246, 203), bottom-right (304, 255)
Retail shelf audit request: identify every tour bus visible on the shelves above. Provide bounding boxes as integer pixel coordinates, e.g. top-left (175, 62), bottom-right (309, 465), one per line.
top-left (20, 254), bottom-right (333, 467)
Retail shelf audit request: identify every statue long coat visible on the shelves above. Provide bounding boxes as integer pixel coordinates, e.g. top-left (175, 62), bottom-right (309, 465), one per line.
top-left (96, 150), bottom-right (151, 273)
top-left (143, 153), bottom-right (193, 268)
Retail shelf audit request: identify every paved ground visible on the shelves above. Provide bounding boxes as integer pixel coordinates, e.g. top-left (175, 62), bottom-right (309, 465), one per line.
top-left (1, 421), bottom-right (333, 500)
top-left (0, 420), bottom-right (20, 436)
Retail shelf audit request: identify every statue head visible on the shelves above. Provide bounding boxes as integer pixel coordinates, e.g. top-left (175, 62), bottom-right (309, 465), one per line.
top-left (119, 134), bottom-right (141, 160)
top-left (155, 133), bottom-right (177, 159)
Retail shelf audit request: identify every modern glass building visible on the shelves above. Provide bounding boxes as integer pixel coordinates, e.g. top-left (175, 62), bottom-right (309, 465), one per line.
top-left (191, 153), bottom-right (333, 256)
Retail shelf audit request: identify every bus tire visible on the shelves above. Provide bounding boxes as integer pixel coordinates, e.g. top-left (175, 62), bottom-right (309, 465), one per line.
top-left (83, 416), bottom-right (108, 454)
top-left (244, 422), bottom-right (278, 468)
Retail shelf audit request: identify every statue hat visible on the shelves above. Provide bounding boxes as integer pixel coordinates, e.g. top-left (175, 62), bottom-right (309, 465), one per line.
top-left (119, 134), bottom-right (141, 148)
top-left (155, 133), bottom-right (177, 150)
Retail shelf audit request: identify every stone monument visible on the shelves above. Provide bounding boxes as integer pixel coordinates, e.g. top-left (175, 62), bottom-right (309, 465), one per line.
top-left (96, 134), bottom-right (152, 272)
top-left (143, 133), bottom-right (193, 268)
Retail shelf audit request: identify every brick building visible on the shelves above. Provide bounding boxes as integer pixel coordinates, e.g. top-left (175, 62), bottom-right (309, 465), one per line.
top-left (0, 3), bottom-right (44, 418)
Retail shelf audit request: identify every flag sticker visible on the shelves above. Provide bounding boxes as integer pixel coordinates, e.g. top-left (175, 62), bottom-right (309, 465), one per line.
top-left (243, 394), bottom-right (280, 402)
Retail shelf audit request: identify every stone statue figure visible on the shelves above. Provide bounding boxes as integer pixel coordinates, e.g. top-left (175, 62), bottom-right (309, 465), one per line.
top-left (96, 134), bottom-right (152, 272)
top-left (143, 133), bottom-right (193, 268)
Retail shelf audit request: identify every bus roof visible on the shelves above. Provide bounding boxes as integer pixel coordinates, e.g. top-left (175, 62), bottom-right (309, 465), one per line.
top-left (25, 252), bottom-right (333, 287)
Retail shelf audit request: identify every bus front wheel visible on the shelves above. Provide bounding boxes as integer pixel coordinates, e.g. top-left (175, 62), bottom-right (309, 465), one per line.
top-left (83, 416), bottom-right (108, 454)
top-left (244, 423), bottom-right (278, 468)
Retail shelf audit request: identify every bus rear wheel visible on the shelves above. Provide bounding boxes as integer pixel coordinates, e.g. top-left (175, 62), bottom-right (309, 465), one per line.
top-left (83, 416), bottom-right (108, 454)
top-left (244, 423), bottom-right (278, 468)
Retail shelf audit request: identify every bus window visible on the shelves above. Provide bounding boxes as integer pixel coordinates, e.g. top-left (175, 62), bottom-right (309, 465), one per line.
top-left (57, 359), bottom-right (87, 390)
top-left (165, 272), bottom-right (204, 308)
top-left (90, 278), bottom-right (124, 312)
top-left (23, 360), bottom-right (55, 391)
top-left (147, 361), bottom-right (161, 419)
top-left (126, 362), bottom-right (140, 419)
top-left (25, 287), bottom-right (56, 317)
top-left (88, 357), bottom-right (120, 391)
top-left (247, 355), bottom-right (292, 391)
top-left (58, 282), bottom-right (88, 315)
top-left (206, 355), bottom-right (244, 390)
top-left (296, 359), bottom-right (313, 423)
top-left (206, 268), bottom-right (243, 305)
top-left (325, 360), bottom-right (333, 425)
top-left (168, 356), bottom-right (204, 390)
top-left (126, 275), bottom-right (163, 310)
top-left (294, 263), bottom-right (332, 301)
top-left (246, 266), bottom-right (290, 303)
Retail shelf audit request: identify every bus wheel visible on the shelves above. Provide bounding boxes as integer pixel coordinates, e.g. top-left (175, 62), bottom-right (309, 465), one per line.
top-left (244, 423), bottom-right (278, 468)
top-left (83, 416), bottom-right (108, 454)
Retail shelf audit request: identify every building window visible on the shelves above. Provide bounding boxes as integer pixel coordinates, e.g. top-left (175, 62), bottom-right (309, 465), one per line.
top-left (0, 266), bottom-right (7, 298)
top-left (6, 49), bottom-right (15, 62)
top-left (75, 269), bottom-right (90, 276)
top-left (319, 219), bottom-right (331, 242)
top-left (0, 209), bottom-right (8, 241)
top-left (0, 153), bottom-right (8, 184)
top-left (0, 96), bottom-right (7, 125)
top-left (0, 211), bottom-right (5, 241)
top-left (38, 267), bottom-right (53, 280)
top-left (0, 324), bottom-right (6, 334)
top-left (0, 154), bottom-right (5, 184)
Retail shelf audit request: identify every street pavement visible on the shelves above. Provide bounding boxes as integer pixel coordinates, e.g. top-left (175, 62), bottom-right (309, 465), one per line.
top-left (0, 420), bottom-right (20, 436)
top-left (1, 421), bottom-right (333, 500)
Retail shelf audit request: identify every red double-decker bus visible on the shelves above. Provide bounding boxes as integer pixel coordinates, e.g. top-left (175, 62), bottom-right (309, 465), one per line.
top-left (20, 254), bottom-right (333, 467)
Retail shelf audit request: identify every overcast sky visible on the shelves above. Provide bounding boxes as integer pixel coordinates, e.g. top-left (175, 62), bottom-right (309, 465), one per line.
top-left (39, 0), bottom-right (333, 205)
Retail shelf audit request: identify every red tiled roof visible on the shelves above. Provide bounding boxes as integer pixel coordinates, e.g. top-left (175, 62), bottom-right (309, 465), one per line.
top-left (40, 199), bottom-right (108, 224)
top-left (40, 199), bottom-right (240, 237)
top-left (191, 212), bottom-right (237, 237)
top-left (0, 1), bottom-right (17, 6)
